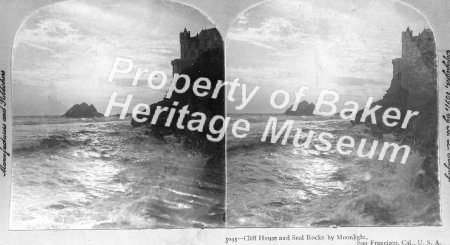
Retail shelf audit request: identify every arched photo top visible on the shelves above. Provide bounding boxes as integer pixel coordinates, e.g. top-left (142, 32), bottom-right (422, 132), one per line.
top-left (225, 0), bottom-right (435, 114)
top-left (10, 0), bottom-right (226, 230)
top-left (12, 0), bottom-right (223, 116)
top-left (225, 0), bottom-right (440, 228)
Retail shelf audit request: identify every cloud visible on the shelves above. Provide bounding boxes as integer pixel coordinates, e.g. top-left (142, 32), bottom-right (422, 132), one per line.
top-left (226, 0), bottom-right (431, 113)
top-left (12, 0), bottom-right (217, 115)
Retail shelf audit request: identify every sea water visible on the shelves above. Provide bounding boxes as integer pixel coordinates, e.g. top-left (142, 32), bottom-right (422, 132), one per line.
top-left (10, 116), bottom-right (224, 229)
top-left (226, 114), bottom-right (440, 227)
top-left (9, 114), bottom-right (439, 229)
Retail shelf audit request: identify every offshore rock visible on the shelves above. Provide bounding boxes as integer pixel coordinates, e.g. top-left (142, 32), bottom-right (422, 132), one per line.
top-left (284, 101), bottom-right (315, 116)
top-left (63, 102), bottom-right (103, 118)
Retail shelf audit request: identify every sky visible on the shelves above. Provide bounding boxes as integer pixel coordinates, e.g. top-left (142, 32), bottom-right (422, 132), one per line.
top-left (12, 0), bottom-right (433, 116)
top-left (225, 0), bottom-right (432, 113)
top-left (12, 0), bottom-right (215, 116)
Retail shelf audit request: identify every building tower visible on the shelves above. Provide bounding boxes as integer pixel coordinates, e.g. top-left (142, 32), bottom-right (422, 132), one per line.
top-left (171, 27), bottom-right (223, 74)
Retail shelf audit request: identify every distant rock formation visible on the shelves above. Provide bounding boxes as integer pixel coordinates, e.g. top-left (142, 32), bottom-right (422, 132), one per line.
top-left (352, 28), bottom-right (438, 193)
top-left (284, 101), bottom-right (315, 116)
top-left (63, 102), bottom-right (103, 118)
top-left (112, 113), bottom-right (132, 118)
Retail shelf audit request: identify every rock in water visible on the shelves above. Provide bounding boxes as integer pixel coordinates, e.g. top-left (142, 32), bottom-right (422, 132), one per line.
top-left (352, 28), bottom-right (438, 193)
top-left (130, 44), bottom-right (225, 156)
top-left (284, 101), bottom-right (315, 116)
top-left (63, 102), bottom-right (104, 118)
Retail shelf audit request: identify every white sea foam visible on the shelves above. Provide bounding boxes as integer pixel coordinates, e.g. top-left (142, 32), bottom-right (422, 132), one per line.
top-left (10, 116), bottom-right (224, 229)
top-left (226, 114), bottom-right (440, 227)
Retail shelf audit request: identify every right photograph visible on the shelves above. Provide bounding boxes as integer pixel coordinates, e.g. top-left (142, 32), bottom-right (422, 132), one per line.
top-left (225, 0), bottom-right (440, 227)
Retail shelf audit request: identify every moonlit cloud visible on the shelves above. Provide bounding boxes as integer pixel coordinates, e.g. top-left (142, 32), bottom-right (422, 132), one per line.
top-left (226, 0), bottom-right (431, 113)
top-left (13, 0), bottom-right (215, 116)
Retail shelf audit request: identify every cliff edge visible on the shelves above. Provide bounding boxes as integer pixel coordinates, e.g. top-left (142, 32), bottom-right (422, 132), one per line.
top-left (353, 28), bottom-right (438, 192)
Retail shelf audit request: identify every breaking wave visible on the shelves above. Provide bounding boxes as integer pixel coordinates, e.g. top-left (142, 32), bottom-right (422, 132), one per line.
top-left (10, 116), bottom-right (224, 229)
top-left (226, 114), bottom-right (440, 227)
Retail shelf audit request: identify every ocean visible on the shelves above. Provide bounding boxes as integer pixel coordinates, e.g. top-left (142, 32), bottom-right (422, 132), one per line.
top-left (10, 116), bottom-right (224, 229)
top-left (226, 114), bottom-right (440, 227)
top-left (10, 114), bottom-right (439, 229)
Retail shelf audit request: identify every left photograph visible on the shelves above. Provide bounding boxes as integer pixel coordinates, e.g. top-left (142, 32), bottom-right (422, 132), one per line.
top-left (10, 0), bottom-right (225, 229)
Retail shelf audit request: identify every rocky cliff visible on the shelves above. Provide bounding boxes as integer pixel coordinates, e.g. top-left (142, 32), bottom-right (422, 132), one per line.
top-left (353, 28), bottom-right (438, 193)
top-left (63, 102), bottom-right (104, 118)
top-left (131, 48), bottom-right (225, 187)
